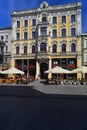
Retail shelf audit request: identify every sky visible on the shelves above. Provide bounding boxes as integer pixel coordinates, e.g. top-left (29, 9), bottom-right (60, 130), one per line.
top-left (0, 0), bottom-right (86, 33)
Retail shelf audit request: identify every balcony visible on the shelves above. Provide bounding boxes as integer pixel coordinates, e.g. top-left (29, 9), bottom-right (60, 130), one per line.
top-left (12, 51), bottom-right (81, 58)
top-left (38, 21), bottom-right (49, 26)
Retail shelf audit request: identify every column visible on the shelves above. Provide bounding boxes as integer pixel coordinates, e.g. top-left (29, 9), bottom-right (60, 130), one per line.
top-left (48, 58), bottom-right (52, 79)
top-left (27, 59), bottom-right (29, 78)
top-left (22, 59), bottom-right (24, 71)
top-left (11, 56), bottom-right (15, 67)
top-left (35, 60), bottom-right (39, 80)
top-left (28, 59), bottom-right (29, 76)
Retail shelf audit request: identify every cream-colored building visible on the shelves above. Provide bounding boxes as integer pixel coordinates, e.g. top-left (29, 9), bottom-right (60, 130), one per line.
top-left (11, 1), bottom-right (82, 79)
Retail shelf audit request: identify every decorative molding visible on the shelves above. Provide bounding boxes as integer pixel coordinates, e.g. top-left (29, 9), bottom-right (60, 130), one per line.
top-left (40, 1), bottom-right (49, 10)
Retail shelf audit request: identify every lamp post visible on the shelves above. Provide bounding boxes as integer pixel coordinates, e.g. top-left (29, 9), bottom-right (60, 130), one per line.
top-left (0, 40), bottom-right (5, 70)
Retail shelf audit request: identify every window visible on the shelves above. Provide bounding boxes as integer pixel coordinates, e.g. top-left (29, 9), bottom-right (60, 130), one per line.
top-left (24, 32), bottom-right (28, 40)
top-left (42, 17), bottom-right (47, 22)
top-left (24, 46), bottom-right (27, 54)
top-left (32, 31), bottom-right (36, 38)
top-left (69, 60), bottom-right (75, 65)
top-left (24, 20), bottom-right (28, 27)
top-left (53, 29), bottom-right (57, 38)
top-left (16, 33), bottom-right (20, 40)
top-left (6, 35), bottom-right (8, 39)
top-left (71, 28), bottom-right (76, 36)
top-left (71, 43), bottom-right (76, 52)
top-left (53, 44), bottom-right (57, 53)
top-left (53, 17), bottom-right (57, 24)
top-left (17, 21), bottom-right (20, 28)
top-left (16, 46), bottom-right (19, 54)
top-left (40, 43), bottom-right (46, 51)
top-left (62, 29), bottom-right (66, 37)
top-left (40, 27), bottom-right (47, 36)
top-left (62, 16), bottom-right (66, 23)
top-left (32, 45), bottom-right (35, 53)
top-left (71, 14), bottom-right (75, 22)
top-left (1, 36), bottom-right (4, 40)
top-left (62, 44), bottom-right (66, 52)
top-left (32, 19), bottom-right (36, 26)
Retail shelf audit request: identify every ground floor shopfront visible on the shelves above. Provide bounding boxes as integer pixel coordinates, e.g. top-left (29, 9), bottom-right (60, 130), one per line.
top-left (11, 57), bottom-right (81, 80)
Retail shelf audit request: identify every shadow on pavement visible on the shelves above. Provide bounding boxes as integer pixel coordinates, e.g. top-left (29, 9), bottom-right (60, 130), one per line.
top-left (0, 85), bottom-right (87, 100)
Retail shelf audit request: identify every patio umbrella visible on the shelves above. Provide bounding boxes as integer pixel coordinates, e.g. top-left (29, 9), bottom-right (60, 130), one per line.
top-left (45, 66), bottom-right (71, 74)
top-left (71, 66), bottom-right (87, 73)
top-left (2, 67), bottom-right (24, 75)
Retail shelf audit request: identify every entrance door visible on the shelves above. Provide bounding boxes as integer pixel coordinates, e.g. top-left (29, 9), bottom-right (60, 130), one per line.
top-left (40, 62), bottom-right (48, 79)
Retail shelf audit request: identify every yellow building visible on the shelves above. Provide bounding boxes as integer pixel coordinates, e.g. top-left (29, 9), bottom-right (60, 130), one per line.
top-left (11, 1), bottom-right (82, 79)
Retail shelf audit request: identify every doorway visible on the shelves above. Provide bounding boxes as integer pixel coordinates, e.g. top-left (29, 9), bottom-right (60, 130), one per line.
top-left (40, 62), bottom-right (48, 79)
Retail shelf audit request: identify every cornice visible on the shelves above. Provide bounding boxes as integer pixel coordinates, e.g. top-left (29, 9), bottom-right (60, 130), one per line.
top-left (12, 2), bottom-right (82, 18)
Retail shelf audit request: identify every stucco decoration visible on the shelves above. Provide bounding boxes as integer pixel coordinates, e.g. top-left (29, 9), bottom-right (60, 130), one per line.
top-left (40, 1), bottom-right (49, 9)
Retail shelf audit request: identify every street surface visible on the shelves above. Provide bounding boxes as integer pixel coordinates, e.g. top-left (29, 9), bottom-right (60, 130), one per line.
top-left (0, 82), bottom-right (87, 130)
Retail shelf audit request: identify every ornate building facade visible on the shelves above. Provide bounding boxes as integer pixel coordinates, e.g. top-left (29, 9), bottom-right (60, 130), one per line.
top-left (11, 1), bottom-right (82, 79)
top-left (0, 27), bottom-right (12, 70)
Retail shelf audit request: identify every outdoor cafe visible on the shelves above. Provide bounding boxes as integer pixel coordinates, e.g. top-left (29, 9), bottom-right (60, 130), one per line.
top-left (44, 66), bottom-right (87, 85)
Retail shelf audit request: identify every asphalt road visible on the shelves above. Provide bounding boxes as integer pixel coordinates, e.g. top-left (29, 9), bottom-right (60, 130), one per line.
top-left (0, 85), bottom-right (87, 130)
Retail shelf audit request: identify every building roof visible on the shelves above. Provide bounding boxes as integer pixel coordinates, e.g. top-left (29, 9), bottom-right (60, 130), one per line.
top-left (11, 1), bottom-right (82, 17)
top-left (0, 27), bottom-right (12, 31)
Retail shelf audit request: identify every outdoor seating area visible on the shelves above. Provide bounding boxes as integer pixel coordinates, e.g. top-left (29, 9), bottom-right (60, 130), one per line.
top-left (46, 78), bottom-right (87, 85)
top-left (0, 67), bottom-right (35, 84)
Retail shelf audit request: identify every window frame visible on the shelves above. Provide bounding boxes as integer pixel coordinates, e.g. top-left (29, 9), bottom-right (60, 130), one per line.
top-left (16, 46), bottom-right (20, 54)
top-left (62, 16), bottom-right (66, 23)
top-left (53, 17), bottom-right (57, 24)
top-left (24, 20), bottom-right (28, 27)
top-left (71, 14), bottom-right (76, 22)
top-left (17, 21), bottom-right (20, 28)
top-left (52, 29), bottom-right (57, 38)
top-left (40, 42), bottom-right (46, 52)
top-left (62, 28), bottom-right (66, 37)
top-left (32, 19), bottom-right (36, 26)
top-left (16, 32), bottom-right (20, 40)
top-left (62, 43), bottom-right (66, 52)
top-left (71, 28), bottom-right (76, 36)
top-left (52, 44), bottom-right (57, 53)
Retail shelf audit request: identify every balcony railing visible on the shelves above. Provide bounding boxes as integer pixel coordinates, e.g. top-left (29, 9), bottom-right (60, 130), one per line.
top-left (38, 21), bottom-right (49, 25)
top-left (12, 51), bottom-right (81, 57)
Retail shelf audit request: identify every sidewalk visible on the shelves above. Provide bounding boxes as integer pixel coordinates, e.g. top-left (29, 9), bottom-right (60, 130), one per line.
top-left (1, 80), bottom-right (87, 96)
top-left (28, 80), bottom-right (87, 95)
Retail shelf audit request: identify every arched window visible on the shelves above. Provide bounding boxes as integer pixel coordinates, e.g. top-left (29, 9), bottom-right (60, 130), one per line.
top-left (71, 43), bottom-right (76, 52)
top-left (71, 28), bottom-right (76, 36)
top-left (24, 46), bottom-right (27, 54)
top-left (32, 45), bottom-right (35, 53)
top-left (16, 46), bottom-right (19, 54)
top-left (62, 44), bottom-right (66, 52)
top-left (40, 42), bottom-right (46, 51)
top-left (53, 44), bottom-right (57, 53)
top-left (42, 17), bottom-right (47, 22)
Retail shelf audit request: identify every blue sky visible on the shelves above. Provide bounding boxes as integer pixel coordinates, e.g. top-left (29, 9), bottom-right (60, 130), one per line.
top-left (0, 0), bottom-right (86, 33)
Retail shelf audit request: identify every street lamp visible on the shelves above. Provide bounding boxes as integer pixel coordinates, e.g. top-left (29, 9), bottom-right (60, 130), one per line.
top-left (0, 40), bottom-right (5, 70)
